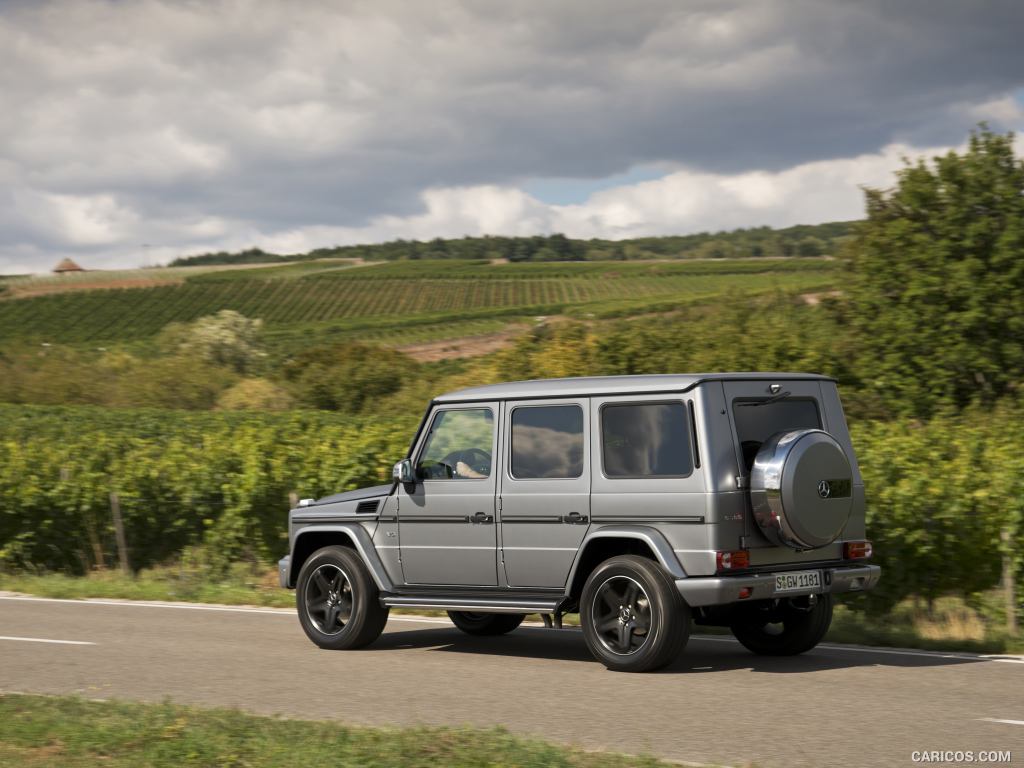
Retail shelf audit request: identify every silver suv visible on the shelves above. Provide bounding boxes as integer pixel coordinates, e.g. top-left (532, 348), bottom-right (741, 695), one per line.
top-left (279, 373), bottom-right (880, 672)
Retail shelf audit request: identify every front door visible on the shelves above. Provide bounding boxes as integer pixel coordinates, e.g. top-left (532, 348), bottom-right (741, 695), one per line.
top-left (499, 398), bottom-right (591, 588)
top-left (397, 404), bottom-right (499, 586)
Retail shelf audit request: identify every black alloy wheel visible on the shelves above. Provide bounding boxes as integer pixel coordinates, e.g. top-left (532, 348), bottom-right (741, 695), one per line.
top-left (295, 545), bottom-right (389, 650)
top-left (580, 555), bottom-right (690, 672)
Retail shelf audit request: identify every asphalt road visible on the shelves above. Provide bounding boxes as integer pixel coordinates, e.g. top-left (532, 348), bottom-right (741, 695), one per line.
top-left (1, 595), bottom-right (1022, 768)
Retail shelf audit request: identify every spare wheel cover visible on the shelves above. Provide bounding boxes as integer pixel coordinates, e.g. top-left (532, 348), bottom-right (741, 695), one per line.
top-left (750, 429), bottom-right (853, 549)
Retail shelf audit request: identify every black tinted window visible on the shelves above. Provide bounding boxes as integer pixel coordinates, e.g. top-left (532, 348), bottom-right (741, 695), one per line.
top-left (732, 398), bottom-right (821, 470)
top-left (602, 403), bottom-right (692, 478)
top-left (511, 405), bottom-right (584, 479)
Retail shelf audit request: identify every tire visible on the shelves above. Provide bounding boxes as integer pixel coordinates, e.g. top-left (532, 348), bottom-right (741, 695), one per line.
top-left (729, 594), bottom-right (833, 656)
top-left (296, 545), bottom-right (389, 650)
top-left (447, 611), bottom-right (525, 636)
top-left (580, 555), bottom-right (689, 672)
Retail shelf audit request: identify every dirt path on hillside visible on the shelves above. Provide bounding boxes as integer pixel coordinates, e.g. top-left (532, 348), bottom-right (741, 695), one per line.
top-left (396, 327), bottom-right (524, 361)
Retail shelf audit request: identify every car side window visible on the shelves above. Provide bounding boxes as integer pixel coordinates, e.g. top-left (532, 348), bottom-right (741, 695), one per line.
top-left (416, 408), bottom-right (494, 480)
top-left (510, 404), bottom-right (584, 479)
top-left (602, 402), bottom-right (692, 478)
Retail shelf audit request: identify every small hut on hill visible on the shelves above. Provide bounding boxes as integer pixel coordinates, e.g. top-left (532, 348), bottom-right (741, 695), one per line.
top-left (53, 258), bottom-right (85, 275)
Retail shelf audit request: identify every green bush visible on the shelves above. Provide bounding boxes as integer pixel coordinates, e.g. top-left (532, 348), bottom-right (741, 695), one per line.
top-left (0, 406), bottom-right (413, 576)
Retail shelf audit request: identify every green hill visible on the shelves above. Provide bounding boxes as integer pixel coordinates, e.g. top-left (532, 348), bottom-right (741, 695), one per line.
top-left (169, 222), bottom-right (856, 266)
top-left (0, 258), bottom-right (838, 350)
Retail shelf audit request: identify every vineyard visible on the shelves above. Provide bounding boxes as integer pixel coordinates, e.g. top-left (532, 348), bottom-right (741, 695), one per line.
top-left (0, 258), bottom-right (838, 347)
top-left (0, 403), bottom-right (1020, 615)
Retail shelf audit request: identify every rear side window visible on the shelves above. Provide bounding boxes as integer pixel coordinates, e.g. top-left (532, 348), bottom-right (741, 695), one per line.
top-left (733, 398), bottom-right (821, 470)
top-left (602, 402), bottom-right (693, 478)
top-left (510, 405), bottom-right (584, 479)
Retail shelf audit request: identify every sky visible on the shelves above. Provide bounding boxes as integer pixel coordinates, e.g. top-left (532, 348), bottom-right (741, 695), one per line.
top-left (2, 0), bottom-right (1024, 274)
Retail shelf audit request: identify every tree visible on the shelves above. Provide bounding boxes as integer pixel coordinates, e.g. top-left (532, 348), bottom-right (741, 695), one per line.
top-left (216, 378), bottom-right (295, 411)
top-left (281, 342), bottom-right (410, 412)
top-left (162, 310), bottom-right (266, 374)
top-left (847, 127), bottom-right (1024, 418)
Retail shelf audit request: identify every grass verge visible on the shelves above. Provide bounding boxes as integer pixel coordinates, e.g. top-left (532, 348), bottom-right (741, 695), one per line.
top-left (0, 694), bottom-right (671, 768)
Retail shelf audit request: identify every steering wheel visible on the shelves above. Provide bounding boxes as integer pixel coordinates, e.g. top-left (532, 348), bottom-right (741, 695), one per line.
top-left (443, 447), bottom-right (492, 477)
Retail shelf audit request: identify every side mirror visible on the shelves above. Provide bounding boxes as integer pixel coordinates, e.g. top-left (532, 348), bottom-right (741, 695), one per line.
top-left (393, 459), bottom-right (415, 485)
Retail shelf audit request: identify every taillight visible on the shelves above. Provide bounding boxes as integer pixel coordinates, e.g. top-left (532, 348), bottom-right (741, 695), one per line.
top-left (716, 549), bottom-right (750, 571)
top-left (843, 540), bottom-right (873, 560)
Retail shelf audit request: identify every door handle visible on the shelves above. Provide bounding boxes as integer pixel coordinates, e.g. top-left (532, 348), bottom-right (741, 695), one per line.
top-left (468, 512), bottom-right (494, 524)
top-left (562, 512), bottom-right (589, 524)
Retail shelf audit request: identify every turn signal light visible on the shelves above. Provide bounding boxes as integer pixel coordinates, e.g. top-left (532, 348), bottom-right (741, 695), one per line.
top-left (843, 540), bottom-right (873, 560)
top-left (716, 549), bottom-right (750, 571)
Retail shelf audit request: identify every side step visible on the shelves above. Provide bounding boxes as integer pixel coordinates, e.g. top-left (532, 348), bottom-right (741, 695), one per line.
top-left (382, 595), bottom-right (560, 614)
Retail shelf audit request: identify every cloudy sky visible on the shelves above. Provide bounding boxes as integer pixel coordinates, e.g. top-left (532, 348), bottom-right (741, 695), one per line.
top-left (2, 0), bottom-right (1024, 273)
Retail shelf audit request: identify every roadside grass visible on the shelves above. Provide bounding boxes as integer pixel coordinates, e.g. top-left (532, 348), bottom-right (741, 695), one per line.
top-left (828, 598), bottom-right (1024, 654)
top-left (2, 569), bottom-right (1020, 654)
top-left (0, 694), bottom-right (671, 768)
top-left (0, 567), bottom-right (294, 609)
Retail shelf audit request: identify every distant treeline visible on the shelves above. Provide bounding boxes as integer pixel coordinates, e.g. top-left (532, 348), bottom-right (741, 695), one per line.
top-left (170, 221), bottom-right (856, 267)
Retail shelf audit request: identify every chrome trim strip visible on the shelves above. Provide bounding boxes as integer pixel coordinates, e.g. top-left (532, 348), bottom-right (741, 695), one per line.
top-left (592, 516), bottom-right (704, 524)
top-left (501, 516), bottom-right (563, 523)
top-left (400, 515), bottom-right (475, 523)
top-left (292, 513), bottom-right (380, 523)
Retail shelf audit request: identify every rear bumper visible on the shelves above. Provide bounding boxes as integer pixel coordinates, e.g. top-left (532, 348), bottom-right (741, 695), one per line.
top-left (278, 556), bottom-right (291, 589)
top-left (675, 563), bottom-right (880, 607)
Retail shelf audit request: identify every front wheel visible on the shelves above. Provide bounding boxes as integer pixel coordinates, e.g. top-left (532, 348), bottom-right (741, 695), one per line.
top-left (447, 611), bottom-right (525, 635)
top-left (296, 545), bottom-right (389, 650)
top-left (580, 555), bottom-right (689, 672)
top-left (730, 594), bottom-right (833, 656)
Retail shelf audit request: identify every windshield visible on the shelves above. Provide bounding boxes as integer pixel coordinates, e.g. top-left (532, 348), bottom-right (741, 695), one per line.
top-left (733, 398), bottom-right (821, 470)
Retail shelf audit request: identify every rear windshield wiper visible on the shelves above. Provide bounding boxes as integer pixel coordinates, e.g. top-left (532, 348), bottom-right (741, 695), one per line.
top-left (737, 391), bottom-right (791, 407)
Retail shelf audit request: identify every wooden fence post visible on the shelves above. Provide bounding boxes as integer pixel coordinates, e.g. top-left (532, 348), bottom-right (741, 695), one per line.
top-left (1003, 527), bottom-right (1017, 637)
top-left (110, 492), bottom-right (131, 576)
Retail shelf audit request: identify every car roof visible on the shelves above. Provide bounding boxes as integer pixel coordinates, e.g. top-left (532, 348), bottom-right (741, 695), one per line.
top-left (435, 372), bottom-right (834, 403)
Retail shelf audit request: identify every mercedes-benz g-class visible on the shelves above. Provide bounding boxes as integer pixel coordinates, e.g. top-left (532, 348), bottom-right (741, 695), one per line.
top-left (279, 373), bottom-right (879, 671)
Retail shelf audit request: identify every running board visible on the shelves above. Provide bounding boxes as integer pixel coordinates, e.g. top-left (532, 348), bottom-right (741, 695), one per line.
top-left (381, 595), bottom-right (560, 614)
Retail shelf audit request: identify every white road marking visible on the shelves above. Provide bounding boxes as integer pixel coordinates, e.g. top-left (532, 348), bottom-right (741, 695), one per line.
top-left (691, 634), bottom-right (1024, 663)
top-left (978, 718), bottom-right (1024, 726)
top-left (2, 595), bottom-right (1022, 665)
top-left (0, 635), bottom-right (95, 646)
top-left (0, 595), bottom-right (294, 615)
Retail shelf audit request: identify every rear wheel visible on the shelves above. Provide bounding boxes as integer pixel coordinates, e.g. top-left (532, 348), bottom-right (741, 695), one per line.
top-left (580, 555), bottom-right (689, 672)
top-left (730, 594), bottom-right (833, 656)
top-left (296, 545), bottom-right (389, 650)
top-left (448, 611), bottom-right (525, 635)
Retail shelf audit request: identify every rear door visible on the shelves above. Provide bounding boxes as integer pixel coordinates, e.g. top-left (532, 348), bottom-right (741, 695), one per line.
top-left (722, 379), bottom-right (827, 548)
top-left (498, 398), bottom-right (590, 588)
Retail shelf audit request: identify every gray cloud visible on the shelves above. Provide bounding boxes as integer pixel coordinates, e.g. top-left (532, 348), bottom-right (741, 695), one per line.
top-left (1, 0), bottom-right (1023, 271)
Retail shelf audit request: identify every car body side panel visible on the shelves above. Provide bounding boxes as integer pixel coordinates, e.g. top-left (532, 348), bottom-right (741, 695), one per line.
top-left (373, 494), bottom-right (404, 586)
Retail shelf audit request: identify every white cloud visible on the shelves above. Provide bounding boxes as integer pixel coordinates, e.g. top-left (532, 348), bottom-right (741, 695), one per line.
top-left (234, 141), bottom-right (957, 252)
top-left (1, 0), bottom-right (1023, 273)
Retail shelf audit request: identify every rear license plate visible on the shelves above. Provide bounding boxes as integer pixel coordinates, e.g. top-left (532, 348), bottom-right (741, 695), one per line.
top-left (774, 570), bottom-right (822, 593)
